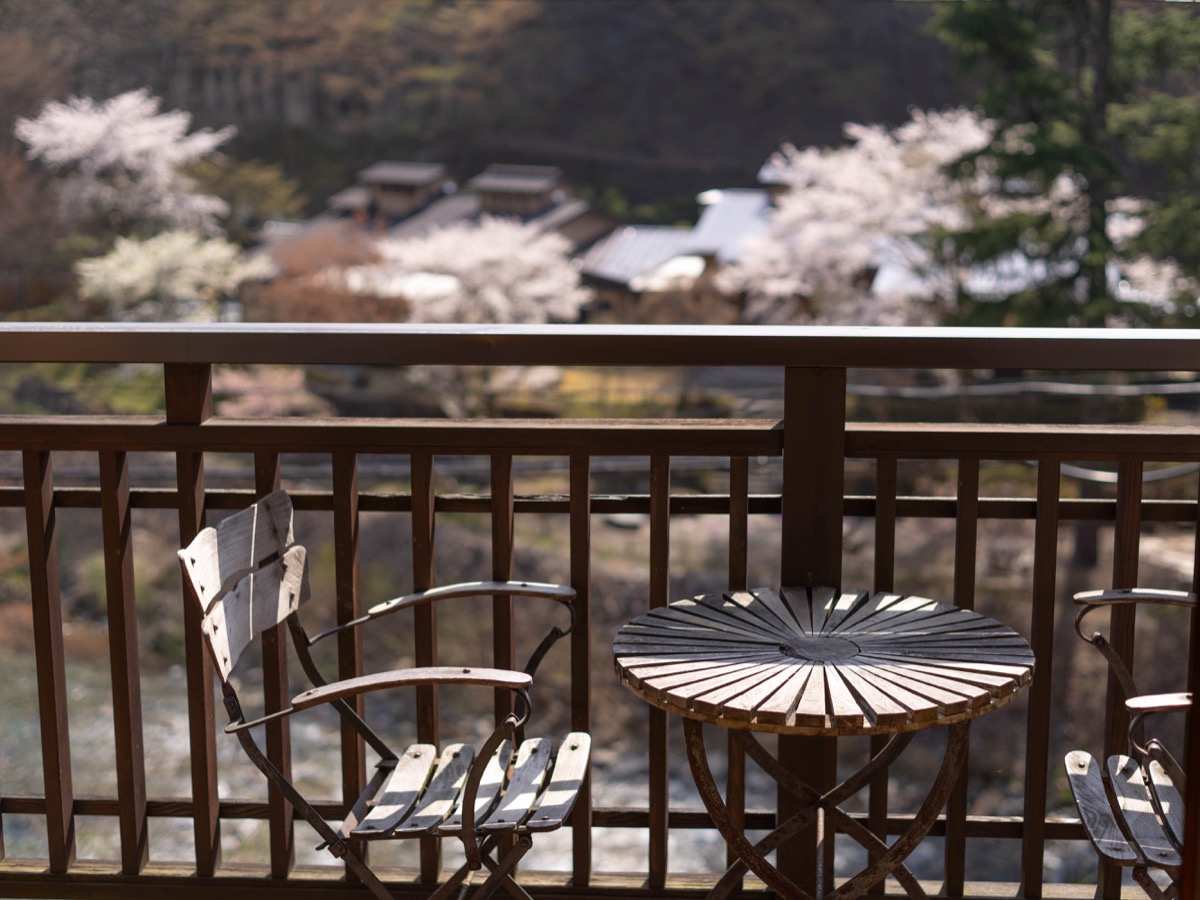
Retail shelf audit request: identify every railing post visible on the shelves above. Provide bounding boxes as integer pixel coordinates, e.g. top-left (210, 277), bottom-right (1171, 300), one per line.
top-left (780, 366), bottom-right (846, 896)
top-left (23, 450), bottom-right (75, 874)
top-left (166, 362), bottom-right (221, 876)
top-left (99, 449), bottom-right (149, 874)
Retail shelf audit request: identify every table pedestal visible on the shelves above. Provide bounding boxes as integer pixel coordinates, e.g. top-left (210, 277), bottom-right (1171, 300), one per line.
top-left (683, 719), bottom-right (970, 900)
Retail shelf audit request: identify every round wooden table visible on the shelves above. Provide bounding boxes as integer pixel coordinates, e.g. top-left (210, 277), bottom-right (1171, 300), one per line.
top-left (613, 586), bottom-right (1035, 900)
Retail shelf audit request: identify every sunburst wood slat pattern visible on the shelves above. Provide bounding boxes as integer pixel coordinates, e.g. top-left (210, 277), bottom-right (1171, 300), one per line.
top-left (615, 587), bottom-right (1035, 736)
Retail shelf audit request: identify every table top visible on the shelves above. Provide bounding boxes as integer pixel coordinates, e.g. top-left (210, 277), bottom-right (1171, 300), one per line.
top-left (613, 587), bottom-right (1035, 735)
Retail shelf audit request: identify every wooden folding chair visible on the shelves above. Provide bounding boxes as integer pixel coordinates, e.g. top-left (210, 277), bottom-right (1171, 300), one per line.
top-left (178, 489), bottom-right (590, 900)
top-left (1064, 588), bottom-right (1191, 900)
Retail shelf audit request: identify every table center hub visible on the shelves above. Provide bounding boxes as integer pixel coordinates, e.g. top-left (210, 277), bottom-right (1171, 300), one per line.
top-left (779, 635), bottom-right (860, 662)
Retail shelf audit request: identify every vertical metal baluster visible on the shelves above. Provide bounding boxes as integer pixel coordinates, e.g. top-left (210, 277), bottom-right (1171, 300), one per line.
top-left (945, 458), bottom-right (979, 896)
top-left (491, 453), bottom-right (516, 869)
top-left (1020, 459), bottom-right (1061, 899)
top-left (166, 362), bottom-right (220, 876)
top-left (868, 455), bottom-right (898, 894)
top-left (648, 453), bottom-right (671, 890)
top-left (332, 452), bottom-right (366, 876)
top-left (492, 454), bottom-right (516, 718)
top-left (726, 456), bottom-right (749, 882)
top-left (1100, 460), bottom-right (1142, 900)
top-left (569, 453), bottom-right (593, 886)
top-left (99, 449), bottom-right (148, 874)
top-left (411, 451), bottom-right (440, 883)
top-left (23, 450), bottom-right (75, 874)
top-left (256, 453), bottom-right (294, 879)
top-left (1182, 473), bottom-right (1200, 900)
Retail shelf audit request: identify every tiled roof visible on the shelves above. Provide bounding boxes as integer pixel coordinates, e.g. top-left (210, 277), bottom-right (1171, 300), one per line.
top-left (385, 194), bottom-right (482, 238)
top-left (581, 189), bottom-right (770, 288)
top-left (580, 226), bottom-right (696, 287)
top-left (467, 164), bottom-right (563, 195)
top-left (528, 197), bottom-right (592, 232)
top-left (357, 161), bottom-right (446, 186)
top-left (327, 185), bottom-right (371, 211)
top-left (690, 189), bottom-right (770, 263)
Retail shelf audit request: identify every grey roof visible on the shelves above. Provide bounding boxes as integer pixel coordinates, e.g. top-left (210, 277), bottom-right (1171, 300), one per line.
top-left (689, 189), bottom-right (770, 263)
top-left (580, 226), bottom-right (697, 287)
top-left (580, 188), bottom-right (770, 288)
top-left (528, 197), bottom-right (592, 233)
top-left (385, 193), bottom-right (482, 239)
top-left (358, 161), bottom-right (446, 186)
top-left (327, 185), bottom-right (371, 211)
top-left (467, 164), bottom-right (563, 195)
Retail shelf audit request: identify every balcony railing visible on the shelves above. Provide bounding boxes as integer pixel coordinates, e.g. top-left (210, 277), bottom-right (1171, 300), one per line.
top-left (0, 323), bottom-right (1197, 899)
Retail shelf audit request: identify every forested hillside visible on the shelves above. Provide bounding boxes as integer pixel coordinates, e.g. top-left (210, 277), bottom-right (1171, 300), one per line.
top-left (0, 0), bottom-right (966, 207)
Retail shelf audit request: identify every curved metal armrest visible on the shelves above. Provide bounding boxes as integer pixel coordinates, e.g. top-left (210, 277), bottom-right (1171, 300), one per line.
top-left (1126, 691), bottom-right (1193, 716)
top-left (1073, 588), bottom-right (1197, 643)
top-left (307, 581), bottom-right (576, 646)
top-left (367, 580), bottom-right (576, 618)
top-left (336, 580), bottom-right (577, 680)
top-left (1074, 587), bottom-right (1196, 608)
top-left (292, 665), bottom-right (532, 712)
top-left (223, 665), bottom-right (528, 736)
top-left (1125, 692), bottom-right (1192, 793)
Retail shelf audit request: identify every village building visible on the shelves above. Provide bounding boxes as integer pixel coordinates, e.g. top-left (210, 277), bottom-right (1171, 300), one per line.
top-left (580, 187), bottom-right (771, 323)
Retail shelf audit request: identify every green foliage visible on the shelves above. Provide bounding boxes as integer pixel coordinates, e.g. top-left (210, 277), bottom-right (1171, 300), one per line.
top-left (186, 156), bottom-right (306, 246)
top-left (1107, 10), bottom-right (1200, 276)
top-left (933, 0), bottom-right (1200, 327)
top-left (0, 362), bottom-right (163, 415)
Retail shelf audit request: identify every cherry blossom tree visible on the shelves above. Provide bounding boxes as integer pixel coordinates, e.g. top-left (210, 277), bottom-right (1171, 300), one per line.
top-left (349, 215), bottom-right (590, 324)
top-left (719, 107), bottom-right (993, 326)
top-left (76, 230), bottom-right (268, 321)
top-left (316, 215), bottom-right (591, 415)
top-left (15, 88), bottom-right (234, 235)
top-left (722, 106), bottom-right (1195, 326)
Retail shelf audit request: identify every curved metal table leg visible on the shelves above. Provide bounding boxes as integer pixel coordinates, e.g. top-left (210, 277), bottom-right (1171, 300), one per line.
top-left (683, 719), bottom-right (971, 900)
top-left (684, 718), bottom-right (813, 900)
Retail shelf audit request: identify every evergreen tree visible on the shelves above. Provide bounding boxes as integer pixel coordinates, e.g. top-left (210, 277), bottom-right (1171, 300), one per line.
top-left (934, 0), bottom-right (1199, 326)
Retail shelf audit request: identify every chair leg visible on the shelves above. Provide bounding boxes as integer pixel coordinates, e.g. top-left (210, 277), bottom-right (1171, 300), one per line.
top-left (468, 834), bottom-right (534, 900)
top-left (1131, 865), bottom-right (1169, 900)
top-left (339, 846), bottom-right (398, 900)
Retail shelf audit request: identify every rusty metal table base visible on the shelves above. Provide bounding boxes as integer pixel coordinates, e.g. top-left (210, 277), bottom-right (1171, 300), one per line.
top-left (683, 719), bottom-right (971, 900)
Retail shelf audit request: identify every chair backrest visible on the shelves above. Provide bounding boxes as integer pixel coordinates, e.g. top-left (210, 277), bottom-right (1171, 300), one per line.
top-left (177, 490), bottom-right (310, 682)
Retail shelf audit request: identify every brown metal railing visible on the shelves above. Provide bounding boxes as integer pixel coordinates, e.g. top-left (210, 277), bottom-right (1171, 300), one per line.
top-left (0, 324), bottom-right (1198, 899)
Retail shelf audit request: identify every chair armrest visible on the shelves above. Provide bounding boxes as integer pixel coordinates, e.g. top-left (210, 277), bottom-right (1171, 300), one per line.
top-left (1126, 692), bottom-right (1193, 715)
top-left (1074, 588), bottom-right (1197, 609)
top-left (367, 580), bottom-right (575, 618)
top-left (292, 666), bottom-right (532, 712)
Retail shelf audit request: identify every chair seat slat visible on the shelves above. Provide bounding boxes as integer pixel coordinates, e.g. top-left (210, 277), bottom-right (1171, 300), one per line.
top-left (479, 739), bottom-right (552, 833)
top-left (438, 740), bottom-right (513, 836)
top-left (352, 744), bottom-right (437, 838)
top-left (389, 744), bottom-right (476, 836)
top-left (1064, 750), bottom-right (1138, 864)
top-left (1148, 760), bottom-right (1185, 849)
top-left (523, 733), bottom-right (591, 832)
top-left (1107, 755), bottom-right (1182, 868)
